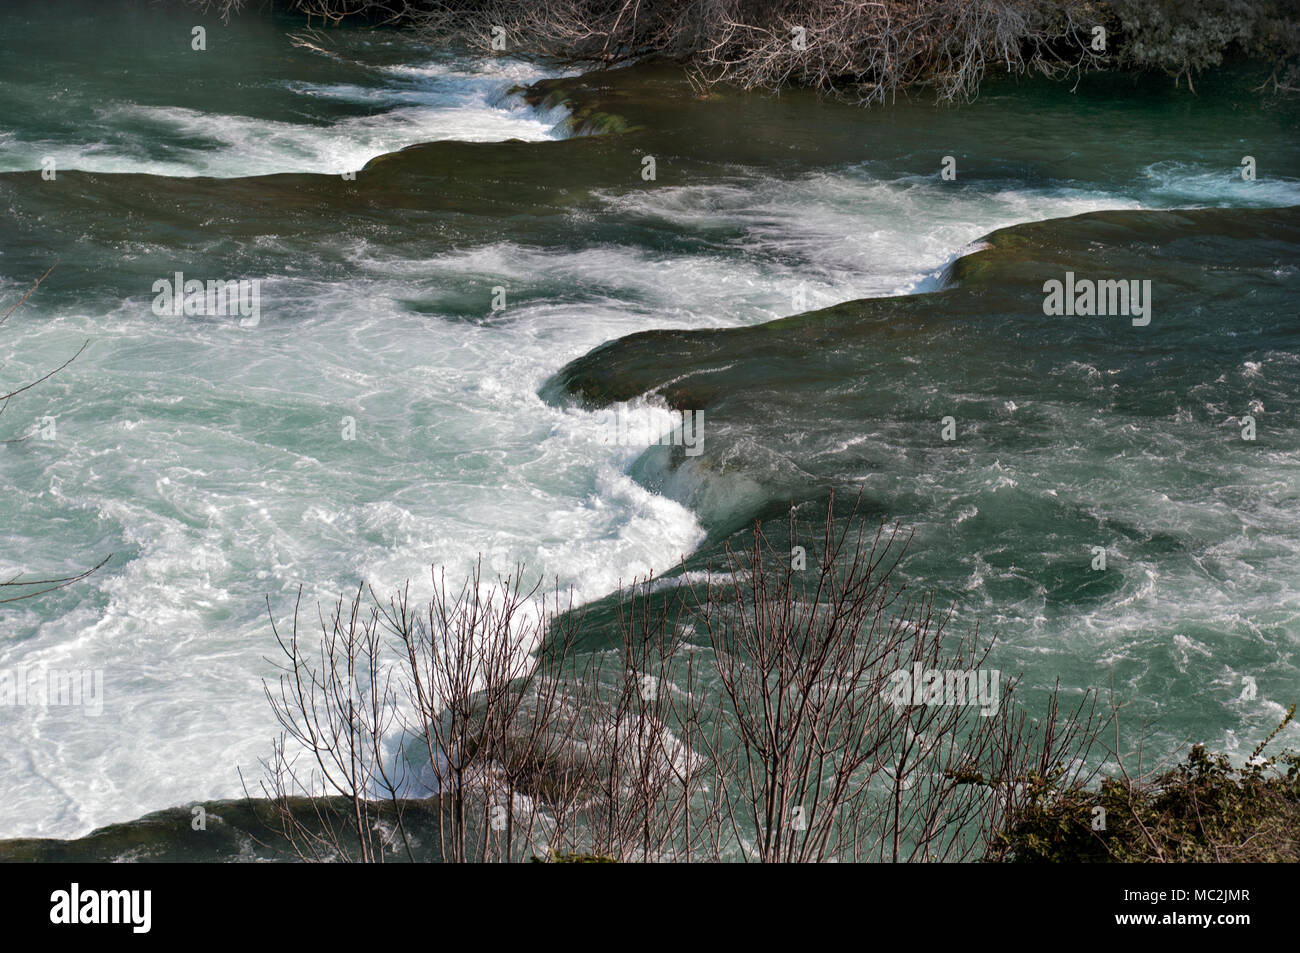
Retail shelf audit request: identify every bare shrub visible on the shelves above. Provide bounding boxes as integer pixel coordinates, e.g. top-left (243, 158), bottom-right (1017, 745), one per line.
top-left (257, 494), bottom-right (1102, 862)
top-left (259, 0), bottom-right (1107, 103)
top-left (187, 0), bottom-right (1300, 100)
top-left (687, 494), bottom-right (1102, 861)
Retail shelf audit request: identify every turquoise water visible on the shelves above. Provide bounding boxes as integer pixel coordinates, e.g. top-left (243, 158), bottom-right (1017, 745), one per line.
top-left (1, 1), bottom-right (1298, 844)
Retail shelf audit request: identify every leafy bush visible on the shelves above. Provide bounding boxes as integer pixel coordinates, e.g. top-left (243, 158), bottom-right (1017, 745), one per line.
top-left (988, 705), bottom-right (1300, 862)
top-left (1105, 0), bottom-right (1300, 90)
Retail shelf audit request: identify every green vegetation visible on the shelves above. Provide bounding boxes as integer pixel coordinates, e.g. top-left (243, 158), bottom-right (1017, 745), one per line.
top-left (1107, 0), bottom-right (1300, 91)
top-left (987, 706), bottom-right (1300, 863)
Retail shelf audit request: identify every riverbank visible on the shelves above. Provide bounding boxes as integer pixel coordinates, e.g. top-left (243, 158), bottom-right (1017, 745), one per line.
top-left (191, 0), bottom-right (1300, 104)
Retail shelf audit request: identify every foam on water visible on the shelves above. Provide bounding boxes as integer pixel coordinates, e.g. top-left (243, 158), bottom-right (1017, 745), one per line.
top-left (599, 175), bottom-right (1147, 308)
top-left (0, 57), bottom-right (567, 178)
top-left (0, 160), bottom-right (1272, 836)
top-left (1141, 160), bottom-right (1300, 206)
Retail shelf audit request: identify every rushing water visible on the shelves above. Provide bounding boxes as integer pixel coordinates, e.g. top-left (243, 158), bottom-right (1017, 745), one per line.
top-left (1, 0), bottom-right (1298, 847)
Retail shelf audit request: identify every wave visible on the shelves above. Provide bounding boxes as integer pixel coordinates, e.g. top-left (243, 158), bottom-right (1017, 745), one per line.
top-left (543, 203), bottom-right (1300, 763)
top-left (0, 57), bottom-right (568, 178)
